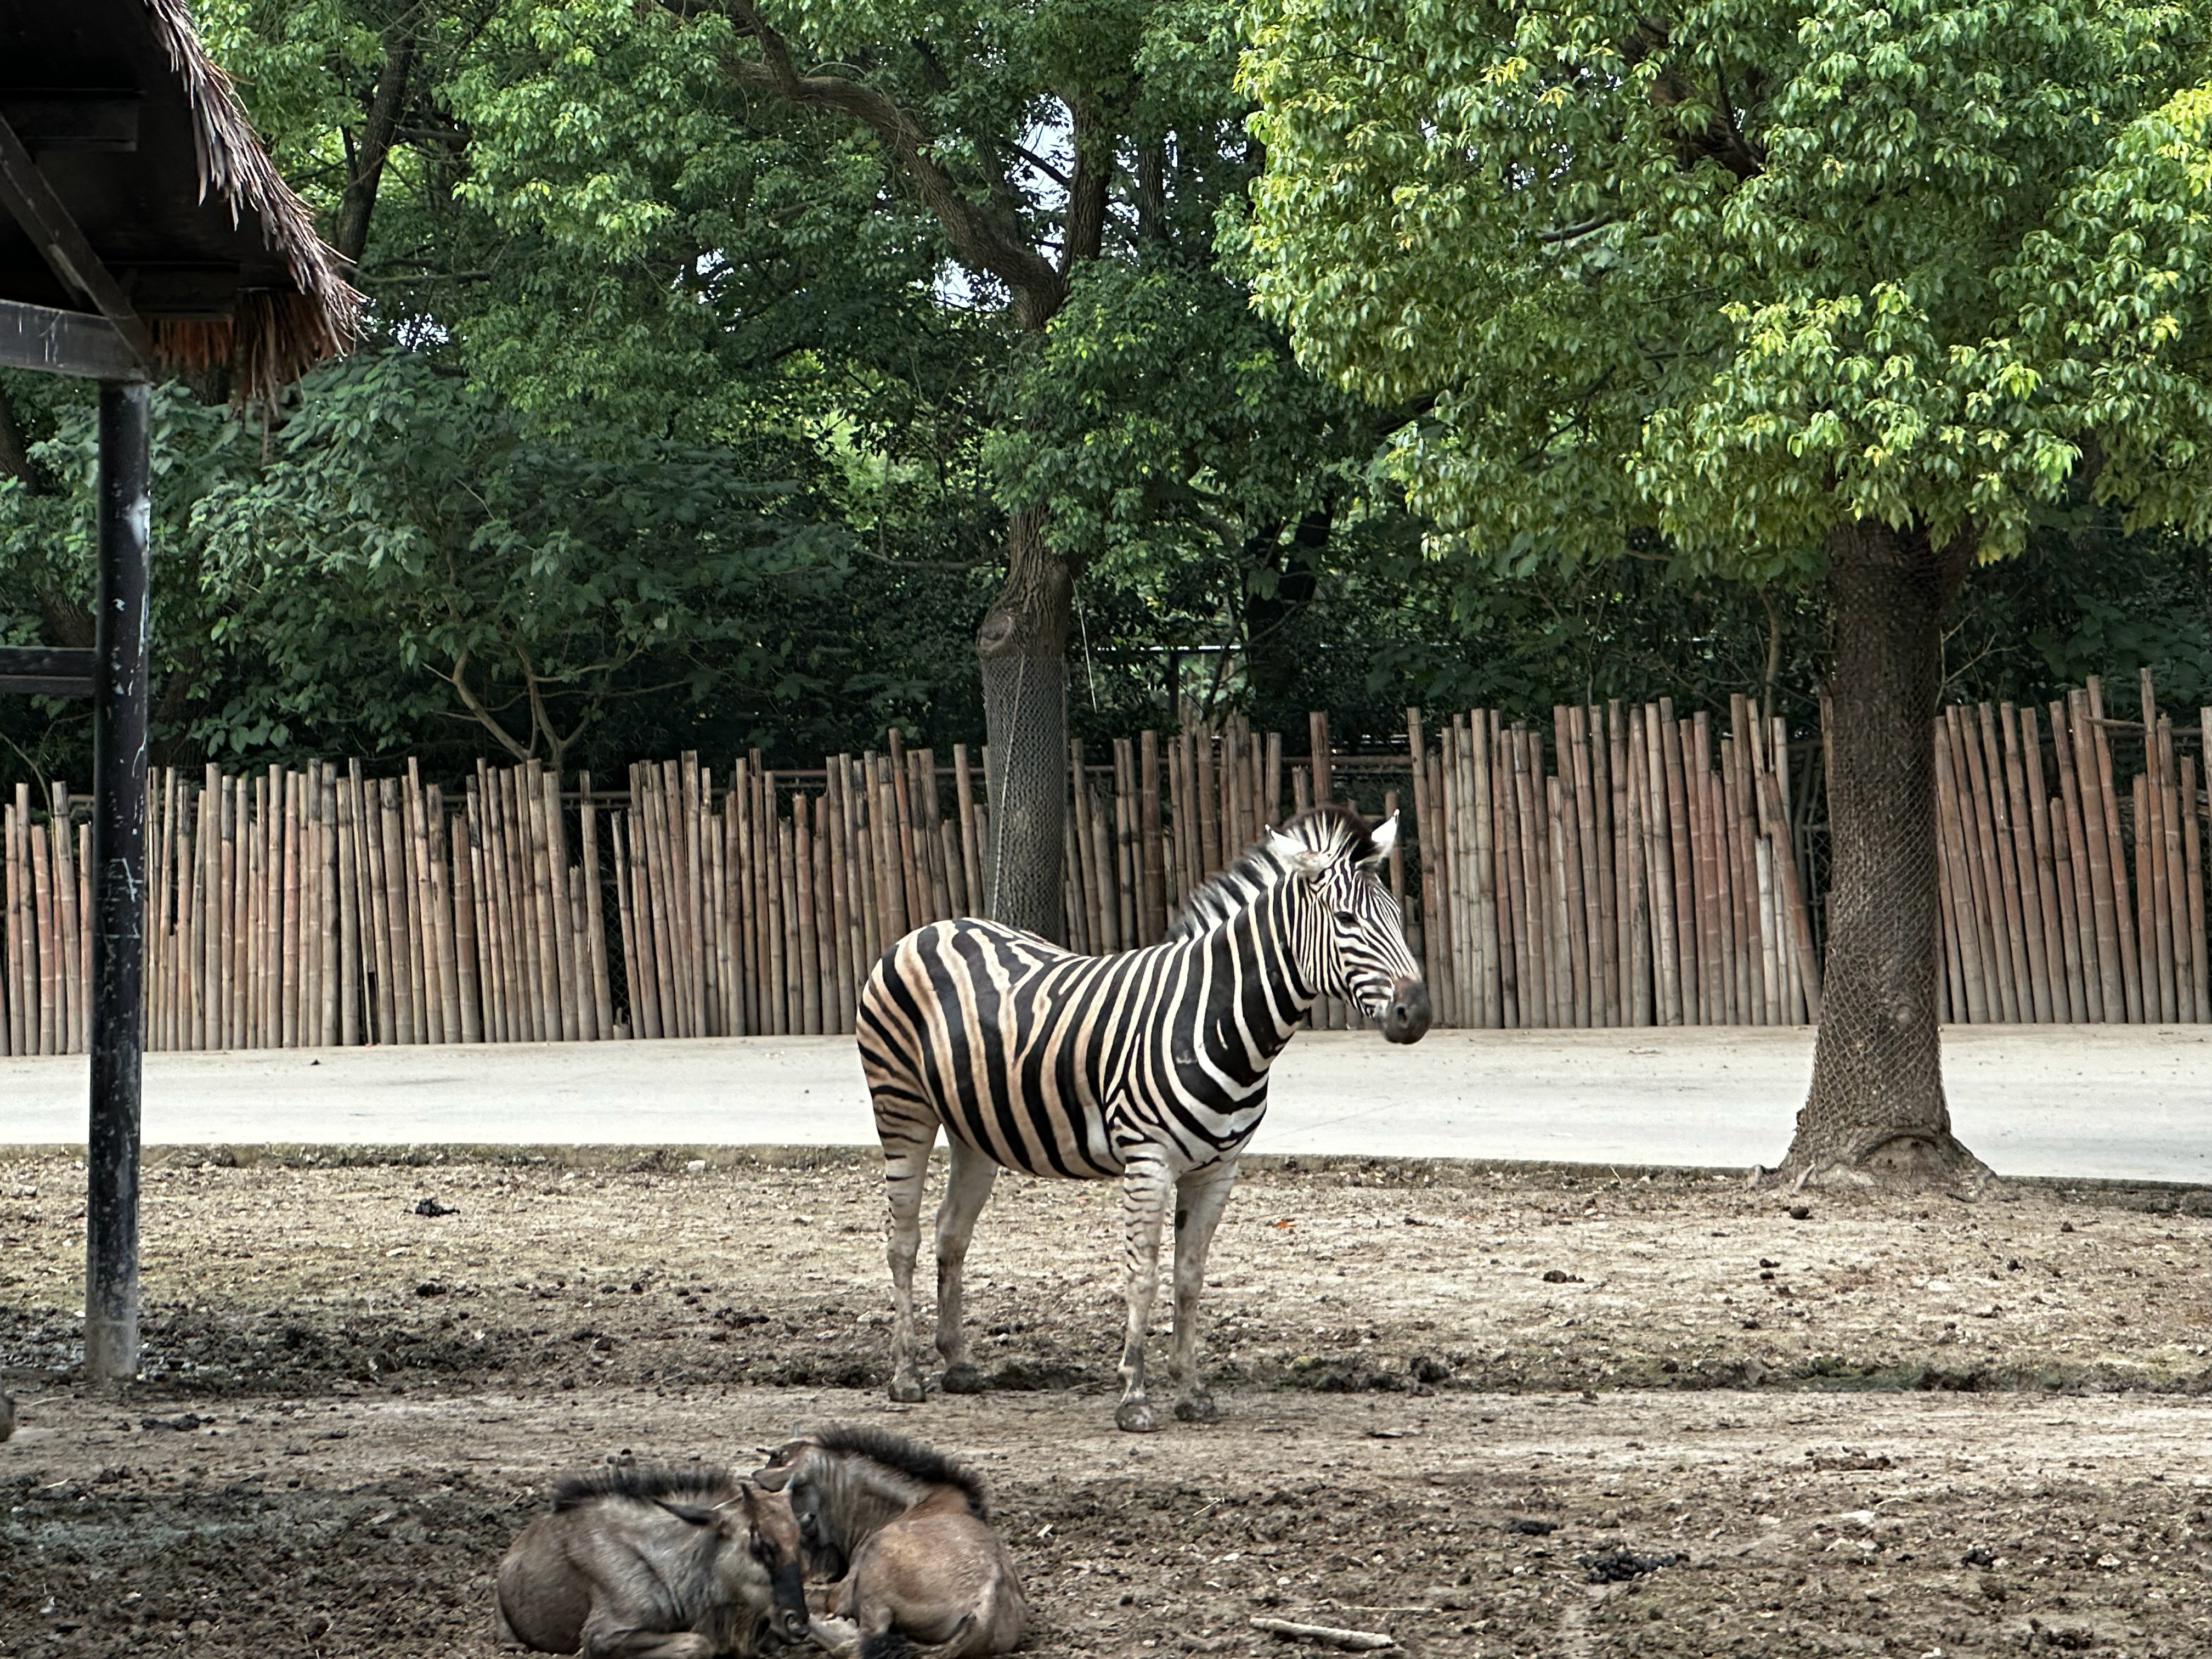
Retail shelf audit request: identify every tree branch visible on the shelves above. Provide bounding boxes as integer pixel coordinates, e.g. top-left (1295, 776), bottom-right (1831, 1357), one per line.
top-left (1539, 212), bottom-right (1621, 244)
top-left (335, 30), bottom-right (417, 269)
top-left (712, 0), bottom-right (1067, 325)
top-left (1059, 98), bottom-right (1110, 274)
top-left (438, 648), bottom-right (531, 763)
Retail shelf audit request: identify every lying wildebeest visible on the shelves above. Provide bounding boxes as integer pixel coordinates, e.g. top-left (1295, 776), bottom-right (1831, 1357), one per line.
top-left (754, 1425), bottom-right (1024, 1658)
top-left (857, 802), bottom-right (1430, 1430)
top-left (496, 1466), bottom-right (809, 1657)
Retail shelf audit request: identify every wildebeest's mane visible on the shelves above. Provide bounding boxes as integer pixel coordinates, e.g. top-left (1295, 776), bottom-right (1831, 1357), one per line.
top-left (551, 1465), bottom-right (734, 1511)
top-left (809, 1424), bottom-right (990, 1519)
top-left (1168, 802), bottom-right (1378, 941)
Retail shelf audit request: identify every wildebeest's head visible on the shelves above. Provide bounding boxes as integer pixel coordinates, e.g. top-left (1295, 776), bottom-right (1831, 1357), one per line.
top-left (754, 1437), bottom-right (844, 1581)
top-left (661, 1480), bottom-right (808, 1645)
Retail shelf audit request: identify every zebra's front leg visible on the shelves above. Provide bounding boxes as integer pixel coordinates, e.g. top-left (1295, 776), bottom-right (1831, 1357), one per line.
top-left (882, 1125), bottom-right (935, 1404)
top-left (934, 1138), bottom-right (1000, 1394)
top-left (1115, 1155), bottom-right (1174, 1433)
top-left (1168, 1159), bottom-right (1239, 1423)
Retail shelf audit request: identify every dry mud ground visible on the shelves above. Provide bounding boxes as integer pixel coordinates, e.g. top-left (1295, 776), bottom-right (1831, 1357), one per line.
top-left (7, 1152), bottom-right (2212, 1657)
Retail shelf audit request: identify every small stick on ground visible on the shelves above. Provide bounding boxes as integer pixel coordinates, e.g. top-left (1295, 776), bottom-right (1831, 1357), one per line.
top-left (1250, 1616), bottom-right (1397, 1651)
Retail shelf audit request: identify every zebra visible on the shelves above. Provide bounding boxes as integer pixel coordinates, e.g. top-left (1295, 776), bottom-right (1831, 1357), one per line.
top-left (855, 801), bottom-right (1431, 1432)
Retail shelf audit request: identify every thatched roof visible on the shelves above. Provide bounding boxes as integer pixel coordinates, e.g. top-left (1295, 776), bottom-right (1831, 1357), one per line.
top-left (0, 0), bottom-right (363, 399)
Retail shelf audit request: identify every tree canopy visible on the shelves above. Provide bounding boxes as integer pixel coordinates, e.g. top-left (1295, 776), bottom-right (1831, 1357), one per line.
top-left (1242, 0), bottom-right (2212, 571)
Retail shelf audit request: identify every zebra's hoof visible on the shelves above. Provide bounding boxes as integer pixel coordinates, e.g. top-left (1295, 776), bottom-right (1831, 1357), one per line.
top-left (941, 1364), bottom-right (986, 1395)
top-left (888, 1374), bottom-right (927, 1404)
top-left (1172, 1392), bottom-right (1221, 1424)
top-left (1115, 1400), bottom-right (1160, 1434)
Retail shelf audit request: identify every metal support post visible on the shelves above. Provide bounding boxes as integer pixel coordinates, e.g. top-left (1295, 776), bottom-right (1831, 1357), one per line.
top-left (86, 377), bottom-right (150, 1389)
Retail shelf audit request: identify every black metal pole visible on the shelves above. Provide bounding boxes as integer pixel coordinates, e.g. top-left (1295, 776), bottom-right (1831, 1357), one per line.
top-left (86, 377), bottom-right (150, 1389)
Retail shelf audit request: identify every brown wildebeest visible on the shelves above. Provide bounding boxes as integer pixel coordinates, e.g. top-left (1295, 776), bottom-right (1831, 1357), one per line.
top-left (495, 1466), bottom-right (809, 1657)
top-left (754, 1425), bottom-right (1024, 1658)
top-left (1, 1389), bottom-right (13, 1442)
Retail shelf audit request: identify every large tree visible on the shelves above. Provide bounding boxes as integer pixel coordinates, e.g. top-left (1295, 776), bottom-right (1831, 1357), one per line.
top-left (450, 0), bottom-right (1322, 938)
top-left (1243, 0), bottom-right (2212, 1181)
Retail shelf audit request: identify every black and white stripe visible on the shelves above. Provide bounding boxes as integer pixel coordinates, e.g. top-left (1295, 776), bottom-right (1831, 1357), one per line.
top-left (856, 802), bottom-right (1431, 1432)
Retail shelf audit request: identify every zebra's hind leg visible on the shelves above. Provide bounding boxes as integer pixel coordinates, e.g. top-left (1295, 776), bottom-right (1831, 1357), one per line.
top-left (1167, 1159), bottom-right (1239, 1423)
top-left (934, 1138), bottom-right (1000, 1394)
top-left (881, 1118), bottom-right (938, 1404)
top-left (1113, 1154), bottom-right (1175, 1433)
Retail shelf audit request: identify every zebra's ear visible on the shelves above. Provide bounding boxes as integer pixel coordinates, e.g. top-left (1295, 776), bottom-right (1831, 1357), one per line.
top-left (1364, 812), bottom-right (1400, 867)
top-left (1267, 827), bottom-right (1329, 879)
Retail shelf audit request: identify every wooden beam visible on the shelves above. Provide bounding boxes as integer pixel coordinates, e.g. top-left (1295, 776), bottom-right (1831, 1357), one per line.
top-left (0, 94), bottom-right (140, 151)
top-left (0, 297), bottom-right (139, 379)
top-left (0, 645), bottom-right (96, 697)
top-left (0, 111), bottom-right (154, 367)
top-left (0, 262), bottom-right (242, 316)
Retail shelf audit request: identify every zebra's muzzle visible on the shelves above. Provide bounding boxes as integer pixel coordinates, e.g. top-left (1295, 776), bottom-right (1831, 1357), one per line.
top-left (1380, 977), bottom-right (1431, 1044)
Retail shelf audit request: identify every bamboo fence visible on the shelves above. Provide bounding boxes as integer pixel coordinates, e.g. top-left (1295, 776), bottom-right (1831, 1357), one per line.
top-left (2, 675), bottom-right (2207, 1053)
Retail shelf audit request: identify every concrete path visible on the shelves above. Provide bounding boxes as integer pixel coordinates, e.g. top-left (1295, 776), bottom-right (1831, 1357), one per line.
top-left (3, 1025), bottom-right (2209, 1181)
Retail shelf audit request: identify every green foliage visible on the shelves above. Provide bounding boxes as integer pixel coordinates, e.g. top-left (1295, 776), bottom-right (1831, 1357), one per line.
top-left (188, 353), bottom-right (851, 768)
top-left (1241, 0), bottom-right (2212, 571)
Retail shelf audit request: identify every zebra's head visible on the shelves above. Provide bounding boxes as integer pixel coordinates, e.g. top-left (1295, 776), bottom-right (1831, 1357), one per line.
top-left (1267, 806), bottom-right (1432, 1044)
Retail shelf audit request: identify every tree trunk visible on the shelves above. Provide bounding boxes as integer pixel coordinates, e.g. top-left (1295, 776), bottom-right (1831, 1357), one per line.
top-left (977, 507), bottom-right (1072, 941)
top-left (1775, 518), bottom-right (1988, 1186)
top-left (334, 33), bottom-right (416, 270)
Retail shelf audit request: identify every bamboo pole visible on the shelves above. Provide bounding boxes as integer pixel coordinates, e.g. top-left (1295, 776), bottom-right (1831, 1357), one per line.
top-left (2159, 716), bottom-right (2193, 1021)
top-left (2019, 707), bottom-right (2083, 1023)
top-left (1440, 718), bottom-right (1469, 1026)
top-left (579, 774), bottom-right (614, 1040)
top-left (614, 808), bottom-right (650, 1039)
top-left (1550, 710), bottom-right (1588, 1025)
top-left (1994, 706), bottom-right (2055, 1022)
top-left (2087, 678), bottom-right (2145, 1020)
top-left (2137, 678), bottom-right (2177, 1021)
top-left (1423, 742), bottom-right (1460, 1024)
top-left (359, 776), bottom-right (393, 1043)
top-left (1405, 712), bottom-right (1441, 1000)
top-left (1932, 725), bottom-right (1989, 1024)
top-left (2063, 691), bottom-right (2123, 1020)
top-left (1656, 703), bottom-right (1697, 1023)
top-left (1587, 704), bottom-right (1620, 1025)
top-left (947, 743), bottom-right (980, 925)
top-left (2133, 771), bottom-right (2159, 1018)
top-left (1467, 714), bottom-right (1499, 1028)
top-left (445, 801), bottom-right (482, 1043)
top-left (1509, 731), bottom-right (1547, 1027)
top-left (1626, 710), bottom-right (1656, 1025)
top-left (1949, 708), bottom-right (2016, 1022)
top-left (30, 807), bottom-right (54, 1053)
top-left (820, 764), bottom-right (851, 1030)
top-left (794, 792), bottom-right (822, 1035)
top-left (2185, 749), bottom-right (2210, 1023)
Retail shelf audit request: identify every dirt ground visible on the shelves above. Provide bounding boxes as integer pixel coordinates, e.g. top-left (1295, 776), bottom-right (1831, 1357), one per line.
top-left (7, 1150), bottom-right (2212, 1657)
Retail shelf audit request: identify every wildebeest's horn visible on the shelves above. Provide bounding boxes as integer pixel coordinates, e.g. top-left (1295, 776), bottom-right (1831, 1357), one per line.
top-left (657, 1500), bottom-right (720, 1526)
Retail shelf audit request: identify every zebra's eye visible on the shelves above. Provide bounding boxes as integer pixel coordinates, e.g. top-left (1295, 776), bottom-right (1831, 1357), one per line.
top-left (1334, 910), bottom-right (1358, 927)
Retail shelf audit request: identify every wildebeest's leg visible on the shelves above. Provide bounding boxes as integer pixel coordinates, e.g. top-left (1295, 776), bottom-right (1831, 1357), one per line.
top-left (1114, 1152), bottom-right (1174, 1432)
top-left (882, 1118), bottom-right (938, 1404)
top-left (934, 1138), bottom-right (1001, 1393)
top-left (1168, 1159), bottom-right (1238, 1423)
top-left (575, 1612), bottom-right (717, 1658)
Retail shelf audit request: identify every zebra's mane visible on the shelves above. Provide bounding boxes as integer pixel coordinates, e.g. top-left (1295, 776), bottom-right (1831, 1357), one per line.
top-left (1168, 803), bottom-right (1376, 941)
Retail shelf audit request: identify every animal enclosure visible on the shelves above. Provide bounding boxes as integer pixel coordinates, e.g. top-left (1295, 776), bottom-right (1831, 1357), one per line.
top-left (0, 674), bottom-right (2201, 1052)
